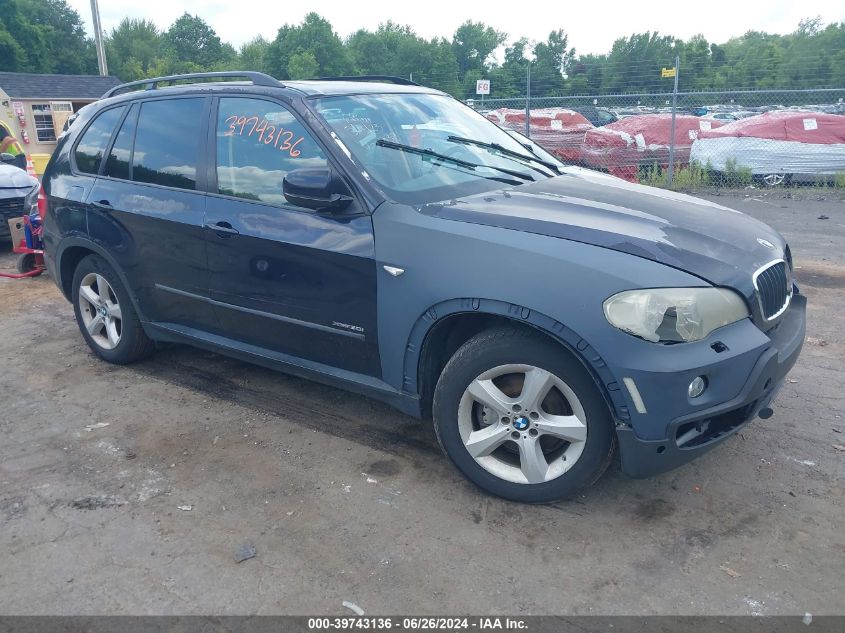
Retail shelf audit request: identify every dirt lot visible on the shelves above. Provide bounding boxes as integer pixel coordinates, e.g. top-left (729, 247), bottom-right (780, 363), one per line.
top-left (0, 192), bottom-right (843, 615)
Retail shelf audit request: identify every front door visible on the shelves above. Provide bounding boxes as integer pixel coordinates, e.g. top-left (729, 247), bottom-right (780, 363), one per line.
top-left (204, 96), bottom-right (379, 376)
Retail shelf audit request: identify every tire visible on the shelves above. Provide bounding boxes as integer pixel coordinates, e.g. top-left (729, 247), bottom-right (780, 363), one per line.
top-left (758, 173), bottom-right (789, 187)
top-left (16, 253), bottom-right (36, 274)
top-left (71, 254), bottom-right (155, 364)
top-left (432, 327), bottom-right (615, 503)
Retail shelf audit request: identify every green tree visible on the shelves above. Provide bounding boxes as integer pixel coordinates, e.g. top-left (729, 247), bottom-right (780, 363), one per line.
top-left (0, 20), bottom-right (27, 70)
top-left (164, 13), bottom-right (231, 70)
top-left (346, 22), bottom-right (459, 91)
top-left (238, 36), bottom-right (270, 72)
top-left (532, 29), bottom-right (575, 95)
top-left (565, 53), bottom-right (607, 95)
top-left (489, 37), bottom-right (530, 97)
top-left (265, 13), bottom-right (350, 80)
top-left (679, 35), bottom-right (711, 90)
top-left (451, 21), bottom-right (506, 76)
top-left (0, 0), bottom-right (96, 73)
top-left (105, 18), bottom-right (162, 81)
top-left (602, 32), bottom-right (681, 93)
top-left (287, 51), bottom-right (319, 79)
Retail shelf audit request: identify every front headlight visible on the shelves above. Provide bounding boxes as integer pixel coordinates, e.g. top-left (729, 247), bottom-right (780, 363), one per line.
top-left (603, 287), bottom-right (749, 343)
top-left (24, 183), bottom-right (40, 213)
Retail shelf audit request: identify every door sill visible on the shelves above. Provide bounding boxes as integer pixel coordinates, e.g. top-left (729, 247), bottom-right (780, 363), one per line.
top-left (145, 322), bottom-right (421, 417)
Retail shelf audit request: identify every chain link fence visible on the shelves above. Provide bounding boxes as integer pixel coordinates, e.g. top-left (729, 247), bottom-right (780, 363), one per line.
top-left (471, 88), bottom-right (845, 189)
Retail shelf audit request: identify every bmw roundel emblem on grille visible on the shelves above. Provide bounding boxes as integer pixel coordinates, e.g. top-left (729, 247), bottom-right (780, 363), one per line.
top-left (757, 237), bottom-right (775, 250)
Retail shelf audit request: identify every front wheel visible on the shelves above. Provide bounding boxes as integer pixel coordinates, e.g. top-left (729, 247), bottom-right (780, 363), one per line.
top-left (432, 327), bottom-right (615, 503)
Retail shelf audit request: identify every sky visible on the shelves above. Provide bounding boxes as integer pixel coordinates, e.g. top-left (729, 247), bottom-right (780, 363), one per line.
top-left (69, 0), bottom-right (845, 56)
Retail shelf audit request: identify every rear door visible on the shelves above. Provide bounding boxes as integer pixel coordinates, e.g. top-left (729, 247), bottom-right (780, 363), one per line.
top-left (87, 96), bottom-right (216, 329)
top-left (204, 95), bottom-right (379, 375)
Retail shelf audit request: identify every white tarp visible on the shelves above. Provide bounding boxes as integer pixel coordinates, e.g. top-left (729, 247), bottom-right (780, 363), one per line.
top-left (690, 136), bottom-right (845, 178)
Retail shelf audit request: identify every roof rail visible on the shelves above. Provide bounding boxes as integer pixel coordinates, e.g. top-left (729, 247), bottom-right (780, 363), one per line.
top-left (103, 71), bottom-right (282, 98)
top-left (313, 75), bottom-right (420, 86)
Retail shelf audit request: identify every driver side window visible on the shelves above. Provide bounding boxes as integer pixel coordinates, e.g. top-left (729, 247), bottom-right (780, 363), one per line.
top-left (215, 98), bottom-right (327, 205)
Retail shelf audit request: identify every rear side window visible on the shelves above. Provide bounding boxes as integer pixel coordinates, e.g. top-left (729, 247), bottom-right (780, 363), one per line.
top-left (74, 106), bottom-right (126, 174)
top-left (215, 97), bottom-right (327, 205)
top-left (104, 104), bottom-right (136, 180)
top-left (132, 98), bottom-right (204, 190)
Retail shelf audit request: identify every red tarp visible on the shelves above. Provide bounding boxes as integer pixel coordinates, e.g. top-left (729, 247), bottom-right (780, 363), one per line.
top-left (695, 110), bottom-right (845, 143)
top-left (579, 114), bottom-right (724, 181)
top-left (486, 108), bottom-right (594, 163)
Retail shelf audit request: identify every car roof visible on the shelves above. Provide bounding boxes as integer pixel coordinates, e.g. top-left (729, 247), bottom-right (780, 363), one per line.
top-left (283, 80), bottom-right (442, 97)
top-left (97, 81), bottom-right (443, 110)
top-left (98, 72), bottom-right (445, 106)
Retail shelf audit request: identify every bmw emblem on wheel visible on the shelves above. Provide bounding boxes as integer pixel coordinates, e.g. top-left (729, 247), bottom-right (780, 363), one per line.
top-left (513, 416), bottom-right (530, 431)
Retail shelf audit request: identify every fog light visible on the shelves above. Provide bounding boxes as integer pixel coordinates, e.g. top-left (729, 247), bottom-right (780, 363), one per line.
top-left (688, 376), bottom-right (707, 398)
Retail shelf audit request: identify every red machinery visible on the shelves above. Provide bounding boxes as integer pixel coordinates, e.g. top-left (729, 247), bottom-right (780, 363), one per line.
top-left (2, 210), bottom-right (44, 279)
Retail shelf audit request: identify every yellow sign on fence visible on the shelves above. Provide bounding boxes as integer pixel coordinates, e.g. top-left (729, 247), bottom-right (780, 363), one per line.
top-left (661, 67), bottom-right (677, 78)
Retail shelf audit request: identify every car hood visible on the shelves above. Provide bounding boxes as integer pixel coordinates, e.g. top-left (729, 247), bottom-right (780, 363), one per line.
top-left (0, 164), bottom-right (37, 192)
top-left (421, 168), bottom-right (785, 295)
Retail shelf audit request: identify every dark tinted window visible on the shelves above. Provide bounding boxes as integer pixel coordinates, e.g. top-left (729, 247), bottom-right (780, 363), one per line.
top-left (216, 97), bottom-right (327, 204)
top-left (133, 99), bottom-right (204, 190)
top-left (104, 104), bottom-right (136, 180)
top-left (74, 106), bottom-right (125, 174)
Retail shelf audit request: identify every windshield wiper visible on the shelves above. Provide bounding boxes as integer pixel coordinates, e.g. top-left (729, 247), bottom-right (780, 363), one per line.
top-left (375, 139), bottom-right (534, 183)
top-left (446, 135), bottom-right (561, 175)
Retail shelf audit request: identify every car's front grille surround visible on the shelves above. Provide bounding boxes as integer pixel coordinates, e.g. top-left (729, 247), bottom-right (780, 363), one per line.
top-left (0, 196), bottom-right (25, 221)
top-left (753, 259), bottom-right (792, 321)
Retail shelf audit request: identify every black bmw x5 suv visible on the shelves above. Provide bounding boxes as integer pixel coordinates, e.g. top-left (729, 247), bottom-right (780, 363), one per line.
top-left (42, 72), bottom-right (804, 502)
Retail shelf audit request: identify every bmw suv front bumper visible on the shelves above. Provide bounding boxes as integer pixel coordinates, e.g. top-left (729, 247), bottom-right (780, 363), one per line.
top-left (613, 292), bottom-right (806, 478)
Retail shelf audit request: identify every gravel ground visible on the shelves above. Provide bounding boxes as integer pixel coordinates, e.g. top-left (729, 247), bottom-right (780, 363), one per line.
top-left (0, 192), bottom-right (842, 615)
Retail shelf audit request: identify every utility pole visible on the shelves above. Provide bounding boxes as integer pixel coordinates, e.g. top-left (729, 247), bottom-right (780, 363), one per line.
top-left (524, 62), bottom-right (531, 138)
top-left (90, 0), bottom-right (108, 76)
top-left (667, 55), bottom-right (680, 186)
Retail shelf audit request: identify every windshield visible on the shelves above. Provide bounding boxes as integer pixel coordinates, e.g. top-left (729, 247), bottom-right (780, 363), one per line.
top-left (312, 93), bottom-right (556, 204)
top-left (505, 129), bottom-right (566, 168)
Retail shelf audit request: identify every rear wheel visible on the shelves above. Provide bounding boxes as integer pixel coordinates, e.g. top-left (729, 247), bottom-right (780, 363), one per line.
top-left (761, 173), bottom-right (788, 187)
top-left (433, 327), bottom-right (615, 502)
top-left (71, 254), bottom-right (154, 364)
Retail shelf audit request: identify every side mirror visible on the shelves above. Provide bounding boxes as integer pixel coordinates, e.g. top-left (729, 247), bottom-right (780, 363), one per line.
top-left (0, 153), bottom-right (15, 164)
top-left (283, 167), bottom-right (353, 213)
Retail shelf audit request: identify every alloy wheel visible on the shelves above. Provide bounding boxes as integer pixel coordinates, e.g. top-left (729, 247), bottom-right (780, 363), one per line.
top-left (457, 364), bottom-right (588, 484)
top-left (78, 273), bottom-right (123, 350)
top-left (763, 173), bottom-right (785, 187)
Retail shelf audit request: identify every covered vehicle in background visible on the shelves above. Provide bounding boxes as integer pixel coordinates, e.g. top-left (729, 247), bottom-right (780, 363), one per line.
top-left (486, 108), bottom-right (593, 163)
top-left (570, 106), bottom-right (618, 127)
top-left (690, 111), bottom-right (845, 185)
top-left (579, 114), bottom-right (724, 181)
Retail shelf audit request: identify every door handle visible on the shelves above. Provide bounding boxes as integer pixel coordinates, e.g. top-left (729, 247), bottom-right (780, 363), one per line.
top-left (91, 200), bottom-right (112, 211)
top-left (204, 221), bottom-right (239, 236)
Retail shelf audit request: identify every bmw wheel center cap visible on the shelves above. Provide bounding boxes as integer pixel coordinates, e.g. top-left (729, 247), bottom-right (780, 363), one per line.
top-left (513, 416), bottom-right (530, 431)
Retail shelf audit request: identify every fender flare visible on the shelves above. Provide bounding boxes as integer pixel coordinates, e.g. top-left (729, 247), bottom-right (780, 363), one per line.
top-left (402, 297), bottom-right (631, 425)
top-left (55, 236), bottom-right (148, 323)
